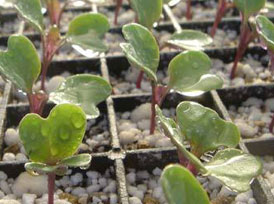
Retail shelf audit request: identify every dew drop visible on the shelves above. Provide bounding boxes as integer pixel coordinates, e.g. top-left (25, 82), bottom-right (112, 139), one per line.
top-left (59, 127), bottom-right (70, 140)
top-left (71, 113), bottom-right (85, 129)
top-left (41, 123), bottom-right (49, 137)
top-left (51, 147), bottom-right (58, 156)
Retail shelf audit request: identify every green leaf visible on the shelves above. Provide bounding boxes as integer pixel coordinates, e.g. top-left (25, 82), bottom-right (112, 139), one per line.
top-left (167, 30), bottom-right (213, 51)
top-left (60, 154), bottom-right (91, 167)
top-left (233, 0), bottom-right (266, 20)
top-left (168, 51), bottom-right (223, 95)
top-left (205, 148), bottom-right (262, 192)
top-left (19, 104), bottom-right (87, 165)
top-left (256, 15), bottom-right (274, 52)
top-left (0, 35), bottom-right (41, 93)
top-left (120, 23), bottom-right (159, 82)
top-left (161, 164), bottom-right (211, 204)
top-left (25, 162), bottom-right (68, 176)
top-left (14, 0), bottom-right (44, 33)
top-left (49, 74), bottom-right (112, 119)
top-left (156, 106), bottom-right (207, 174)
top-left (130, 0), bottom-right (163, 29)
top-left (66, 13), bottom-right (110, 53)
top-left (176, 101), bottom-right (240, 156)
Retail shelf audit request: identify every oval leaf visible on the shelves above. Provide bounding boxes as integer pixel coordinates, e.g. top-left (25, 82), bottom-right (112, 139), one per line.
top-left (19, 104), bottom-right (87, 165)
top-left (233, 0), bottom-right (265, 20)
top-left (0, 35), bottom-right (41, 93)
top-left (176, 101), bottom-right (240, 156)
top-left (66, 13), bottom-right (110, 53)
top-left (130, 0), bottom-right (163, 29)
top-left (25, 162), bottom-right (68, 176)
top-left (168, 51), bottom-right (223, 95)
top-left (60, 154), bottom-right (91, 167)
top-left (167, 30), bottom-right (213, 51)
top-left (49, 74), bottom-right (112, 119)
top-left (205, 148), bottom-right (262, 192)
top-left (120, 23), bottom-right (159, 82)
top-left (14, 0), bottom-right (44, 33)
top-left (161, 164), bottom-right (210, 204)
top-left (256, 15), bottom-right (274, 52)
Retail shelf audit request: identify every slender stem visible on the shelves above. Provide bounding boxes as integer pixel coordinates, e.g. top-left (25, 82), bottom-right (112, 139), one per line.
top-left (230, 20), bottom-right (252, 79)
top-left (136, 71), bottom-right (144, 89)
top-left (268, 51), bottom-right (274, 72)
top-left (186, 162), bottom-right (198, 176)
top-left (177, 151), bottom-right (188, 167)
top-left (150, 82), bottom-right (157, 134)
top-left (114, 0), bottom-right (123, 25)
top-left (186, 0), bottom-right (192, 20)
top-left (157, 86), bottom-right (170, 107)
top-left (269, 114), bottom-right (274, 133)
top-left (210, 0), bottom-right (227, 37)
top-left (48, 173), bottom-right (56, 204)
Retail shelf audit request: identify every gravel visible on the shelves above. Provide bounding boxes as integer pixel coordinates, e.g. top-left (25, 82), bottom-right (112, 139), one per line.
top-left (0, 168), bottom-right (118, 203)
top-left (228, 97), bottom-right (274, 138)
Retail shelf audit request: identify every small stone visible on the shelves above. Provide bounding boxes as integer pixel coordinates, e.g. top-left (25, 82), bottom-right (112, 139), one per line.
top-left (109, 193), bottom-right (118, 204)
top-left (46, 76), bottom-right (65, 93)
top-left (0, 200), bottom-right (20, 204)
top-left (131, 103), bottom-right (151, 122)
top-left (22, 194), bottom-right (37, 204)
top-left (126, 172), bottom-right (136, 184)
top-left (2, 153), bottom-right (15, 161)
top-left (129, 197), bottom-right (142, 204)
top-left (4, 128), bottom-right (20, 146)
top-left (235, 122), bottom-right (258, 138)
top-left (71, 173), bottom-right (83, 186)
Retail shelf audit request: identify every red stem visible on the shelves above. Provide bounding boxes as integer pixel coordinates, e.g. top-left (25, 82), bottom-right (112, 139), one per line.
top-left (268, 51), bottom-right (274, 72)
top-left (230, 21), bottom-right (252, 79)
top-left (136, 71), bottom-right (144, 89)
top-left (211, 0), bottom-right (227, 37)
top-left (269, 114), bottom-right (274, 133)
top-left (186, 162), bottom-right (198, 176)
top-left (48, 173), bottom-right (56, 204)
top-left (177, 151), bottom-right (188, 167)
top-left (186, 0), bottom-right (192, 20)
top-left (150, 83), bottom-right (157, 134)
top-left (114, 0), bottom-right (123, 25)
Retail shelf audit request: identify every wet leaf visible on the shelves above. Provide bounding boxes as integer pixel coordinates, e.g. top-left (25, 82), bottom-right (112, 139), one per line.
top-left (25, 162), bottom-right (68, 176)
top-left (130, 0), bottom-right (163, 29)
top-left (49, 74), bottom-right (112, 119)
top-left (60, 154), bottom-right (91, 167)
top-left (167, 30), bottom-right (213, 50)
top-left (19, 104), bottom-right (86, 165)
top-left (233, 0), bottom-right (265, 20)
top-left (176, 101), bottom-right (240, 155)
top-left (14, 0), bottom-right (44, 32)
top-left (205, 148), bottom-right (262, 192)
top-left (161, 164), bottom-right (210, 204)
top-left (256, 15), bottom-right (274, 52)
top-left (168, 51), bottom-right (223, 95)
top-left (0, 35), bottom-right (40, 93)
top-left (121, 23), bottom-right (159, 82)
top-left (66, 13), bottom-right (110, 53)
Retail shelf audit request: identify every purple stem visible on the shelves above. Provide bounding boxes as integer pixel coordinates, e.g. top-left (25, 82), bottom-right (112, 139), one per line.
top-left (186, 0), bottom-right (192, 20)
top-left (114, 0), bottom-right (123, 25)
top-left (230, 20), bottom-right (252, 79)
top-left (48, 173), bottom-right (56, 204)
top-left (136, 71), bottom-right (144, 89)
top-left (150, 83), bottom-right (157, 134)
top-left (211, 0), bottom-right (227, 37)
top-left (269, 114), bottom-right (274, 133)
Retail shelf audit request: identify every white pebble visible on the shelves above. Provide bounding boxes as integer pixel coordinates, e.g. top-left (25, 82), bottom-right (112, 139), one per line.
top-left (71, 187), bottom-right (86, 196)
top-left (131, 103), bottom-right (151, 123)
top-left (4, 128), bottom-right (20, 146)
top-left (129, 197), bottom-right (142, 204)
top-left (2, 153), bottom-right (15, 161)
top-left (71, 173), bottom-right (83, 186)
top-left (22, 194), bottom-right (37, 204)
top-left (46, 76), bottom-right (65, 93)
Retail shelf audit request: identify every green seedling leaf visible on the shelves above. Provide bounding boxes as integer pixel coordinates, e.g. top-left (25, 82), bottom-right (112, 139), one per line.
top-left (233, 0), bottom-right (266, 20)
top-left (130, 0), bottom-right (163, 29)
top-left (25, 162), bottom-right (68, 176)
top-left (265, 2), bottom-right (274, 10)
top-left (14, 0), bottom-right (44, 33)
top-left (50, 74), bottom-right (112, 119)
top-left (59, 154), bottom-right (91, 167)
top-left (156, 106), bottom-right (207, 174)
top-left (121, 23), bottom-right (159, 82)
top-left (176, 101), bottom-right (240, 156)
top-left (205, 148), bottom-right (262, 192)
top-left (256, 15), bottom-right (274, 52)
top-left (19, 104), bottom-right (87, 165)
top-left (161, 164), bottom-right (210, 204)
top-left (0, 35), bottom-right (41, 93)
top-left (167, 30), bottom-right (213, 51)
top-left (66, 13), bottom-right (110, 53)
top-left (168, 51), bottom-right (223, 95)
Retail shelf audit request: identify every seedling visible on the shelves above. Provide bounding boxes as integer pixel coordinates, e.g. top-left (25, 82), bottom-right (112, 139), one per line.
top-left (1, 0), bottom-right (111, 115)
top-left (156, 101), bottom-right (262, 203)
top-left (255, 15), bottom-right (274, 133)
top-left (121, 23), bottom-right (223, 134)
top-left (230, 0), bottom-right (265, 79)
top-left (19, 103), bottom-right (92, 204)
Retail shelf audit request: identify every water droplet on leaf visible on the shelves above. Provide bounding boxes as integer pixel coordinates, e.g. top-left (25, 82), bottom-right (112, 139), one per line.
top-left (51, 147), bottom-right (58, 156)
top-left (41, 123), bottom-right (49, 137)
top-left (71, 113), bottom-right (85, 129)
top-left (59, 127), bottom-right (70, 140)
